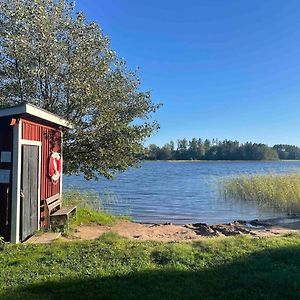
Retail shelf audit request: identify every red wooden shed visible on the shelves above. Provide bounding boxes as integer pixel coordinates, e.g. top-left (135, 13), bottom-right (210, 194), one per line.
top-left (0, 103), bottom-right (72, 243)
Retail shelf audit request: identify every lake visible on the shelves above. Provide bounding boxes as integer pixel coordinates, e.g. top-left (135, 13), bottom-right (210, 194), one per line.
top-left (64, 161), bottom-right (300, 224)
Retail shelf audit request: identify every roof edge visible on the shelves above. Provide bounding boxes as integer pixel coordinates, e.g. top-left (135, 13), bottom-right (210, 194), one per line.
top-left (0, 103), bottom-right (73, 129)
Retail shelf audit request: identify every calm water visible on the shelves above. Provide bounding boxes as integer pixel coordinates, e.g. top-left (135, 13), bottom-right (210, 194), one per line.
top-left (64, 161), bottom-right (300, 224)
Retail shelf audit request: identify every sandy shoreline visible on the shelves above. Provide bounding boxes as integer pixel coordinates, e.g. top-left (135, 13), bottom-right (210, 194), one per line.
top-left (66, 216), bottom-right (300, 242)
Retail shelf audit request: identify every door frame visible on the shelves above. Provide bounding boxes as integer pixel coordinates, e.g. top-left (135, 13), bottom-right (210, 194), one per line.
top-left (11, 121), bottom-right (42, 243)
top-left (20, 140), bottom-right (42, 235)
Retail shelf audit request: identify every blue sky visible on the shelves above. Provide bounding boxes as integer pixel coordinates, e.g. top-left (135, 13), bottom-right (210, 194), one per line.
top-left (76, 0), bottom-right (300, 147)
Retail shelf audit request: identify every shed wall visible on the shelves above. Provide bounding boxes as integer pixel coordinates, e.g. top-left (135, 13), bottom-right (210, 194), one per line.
top-left (0, 117), bottom-right (13, 240)
top-left (21, 118), bottom-right (62, 227)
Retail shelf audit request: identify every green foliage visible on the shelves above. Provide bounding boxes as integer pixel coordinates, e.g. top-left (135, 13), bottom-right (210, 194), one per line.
top-left (0, 236), bottom-right (5, 251)
top-left (63, 190), bottom-right (103, 211)
top-left (222, 174), bottom-right (300, 214)
top-left (273, 144), bottom-right (300, 160)
top-left (0, 0), bottom-right (159, 180)
top-left (145, 138), bottom-right (280, 161)
top-left (72, 207), bottom-right (115, 226)
top-left (62, 190), bottom-right (129, 226)
top-left (0, 234), bottom-right (300, 299)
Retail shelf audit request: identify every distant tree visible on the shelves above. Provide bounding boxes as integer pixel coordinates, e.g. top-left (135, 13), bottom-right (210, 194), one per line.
top-left (273, 144), bottom-right (300, 160)
top-left (240, 143), bottom-right (278, 160)
top-left (170, 140), bottom-right (175, 153)
top-left (204, 139), bottom-right (211, 156)
top-left (197, 138), bottom-right (205, 158)
top-left (176, 139), bottom-right (189, 159)
top-left (0, 0), bottom-right (159, 179)
top-left (205, 146), bottom-right (218, 160)
top-left (215, 140), bottom-right (239, 160)
top-left (188, 138), bottom-right (199, 160)
top-left (263, 146), bottom-right (279, 160)
top-left (145, 144), bottom-right (160, 160)
top-left (143, 138), bottom-right (286, 161)
top-left (157, 143), bottom-right (173, 160)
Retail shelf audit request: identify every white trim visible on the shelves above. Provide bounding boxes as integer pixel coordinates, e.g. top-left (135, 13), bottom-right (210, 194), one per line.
top-left (60, 132), bottom-right (63, 200)
top-left (20, 140), bottom-right (42, 231)
top-left (11, 120), bottom-right (22, 243)
top-left (0, 103), bottom-right (72, 129)
top-left (20, 140), bottom-right (42, 147)
top-left (11, 130), bottom-right (43, 243)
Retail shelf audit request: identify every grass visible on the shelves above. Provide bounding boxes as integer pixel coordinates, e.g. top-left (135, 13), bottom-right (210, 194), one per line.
top-left (62, 190), bottom-right (130, 229)
top-left (0, 233), bottom-right (299, 299)
top-left (71, 207), bottom-right (116, 226)
top-left (222, 173), bottom-right (300, 214)
top-left (62, 190), bottom-right (116, 227)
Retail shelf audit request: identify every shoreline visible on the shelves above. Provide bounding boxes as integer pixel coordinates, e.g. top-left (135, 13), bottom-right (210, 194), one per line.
top-left (137, 215), bottom-right (300, 227)
top-left (66, 216), bottom-right (300, 242)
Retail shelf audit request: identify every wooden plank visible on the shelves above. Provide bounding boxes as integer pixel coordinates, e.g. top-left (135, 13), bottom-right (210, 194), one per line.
top-left (50, 206), bottom-right (76, 229)
top-left (47, 200), bottom-right (62, 212)
top-left (29, 146), bottom-right (38, 236)
top-left (21, 146), bottom-right (29, 240)
top-left (25, 232), bottom-right (61, 244)
top-left (50, 214), bottom-right (68, 228)
top-left (21, 146), bottom-right (38, 241)
top-left (51, 206), bottom-right (77, 216)
top-left (45, 194), bottom-right (60, 205)
top-left (44, 195), bottom-right (61, 229)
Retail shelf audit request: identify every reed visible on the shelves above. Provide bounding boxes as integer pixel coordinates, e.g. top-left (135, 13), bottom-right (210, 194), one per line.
top-left (62, 190), bottom-right (130, 226)
top-left (222, 173), bottom-right (300, 214)
top-left (62, 190), bottom-right (115, 226)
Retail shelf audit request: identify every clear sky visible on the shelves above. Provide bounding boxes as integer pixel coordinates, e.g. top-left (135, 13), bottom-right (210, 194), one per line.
top-left (76, 0), bottom-right (300, 147)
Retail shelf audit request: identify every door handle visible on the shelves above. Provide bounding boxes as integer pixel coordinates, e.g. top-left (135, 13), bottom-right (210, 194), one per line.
top-left (20, 189), bottom-right (24, 198)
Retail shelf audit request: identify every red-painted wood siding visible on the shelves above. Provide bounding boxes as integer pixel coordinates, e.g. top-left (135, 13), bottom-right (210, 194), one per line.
top-left (21, 119), bottom-right (62, 227)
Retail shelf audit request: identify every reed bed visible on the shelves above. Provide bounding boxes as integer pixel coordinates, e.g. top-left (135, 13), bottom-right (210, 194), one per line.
top-left (222, 173), bottom-right (300, 214)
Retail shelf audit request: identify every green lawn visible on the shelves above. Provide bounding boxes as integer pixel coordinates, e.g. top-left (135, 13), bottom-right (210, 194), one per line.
top-left (0, 233), bottom-right (300, 299)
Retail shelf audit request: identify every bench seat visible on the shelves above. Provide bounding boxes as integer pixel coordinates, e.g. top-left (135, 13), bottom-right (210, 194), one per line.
top-left (45, 194), bottom-right (77, 229)
top-left (51, 206), bottom-right (76, 217)
top-left (50, 206), bottom-right (77, 229)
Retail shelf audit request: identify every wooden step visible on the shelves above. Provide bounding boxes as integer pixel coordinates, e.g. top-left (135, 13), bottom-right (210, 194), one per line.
top-left (24, 232), bottom-right (61, 244)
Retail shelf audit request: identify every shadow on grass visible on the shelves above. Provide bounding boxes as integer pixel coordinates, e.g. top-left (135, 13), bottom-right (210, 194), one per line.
top-left (2, 245), bottom-right (300, 300)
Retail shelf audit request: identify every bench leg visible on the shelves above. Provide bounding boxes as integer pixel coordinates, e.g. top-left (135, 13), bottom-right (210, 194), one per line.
top-left (50, 215), bottom-right (68, 230)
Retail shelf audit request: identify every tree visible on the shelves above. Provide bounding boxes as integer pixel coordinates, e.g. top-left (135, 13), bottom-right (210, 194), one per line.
top-left (145, 144), bottom-right (160, 160)
top-left (273, 144), bottom-right (300, 160)
top-left (197, 138), bottom-right (205, 159)
top-left (176, 139), bottom-right (189, 159)
top-left (169, 140), bottom-right (175, 153)
top-left (157, 143), bottom-right (173, 160)
top-left (203, 139), bottom-right (211, 157)
top-left (0, 0), bottom-right (159, 179)
top-left (188, 138), bottom-right (199, 160)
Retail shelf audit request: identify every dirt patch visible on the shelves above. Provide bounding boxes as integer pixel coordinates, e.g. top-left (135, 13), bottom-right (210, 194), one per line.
top-left (67, 217), bottom-right (300, 242)
top-left (71, 221), bottom-right (200, 242)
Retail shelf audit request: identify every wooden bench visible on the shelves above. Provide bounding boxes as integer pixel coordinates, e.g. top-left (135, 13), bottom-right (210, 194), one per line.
top-left (45, 194), bottom-right (77, 229)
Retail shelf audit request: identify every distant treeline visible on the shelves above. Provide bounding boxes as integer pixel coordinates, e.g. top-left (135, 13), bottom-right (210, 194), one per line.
top-left (144, 139), bottom-right (300, 161)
